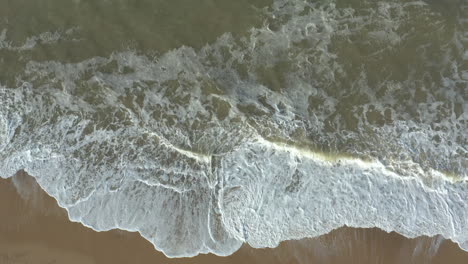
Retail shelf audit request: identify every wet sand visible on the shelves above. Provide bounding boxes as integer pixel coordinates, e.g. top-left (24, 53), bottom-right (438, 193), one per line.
top-left (1, 171), bottom-right (467, 264)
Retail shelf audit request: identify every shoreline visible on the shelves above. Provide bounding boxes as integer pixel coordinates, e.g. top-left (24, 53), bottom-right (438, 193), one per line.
top-left (1, 172), bottom-right (468, 264)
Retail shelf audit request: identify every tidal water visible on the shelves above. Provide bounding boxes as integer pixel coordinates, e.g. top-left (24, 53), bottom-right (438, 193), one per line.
top-left (0, 0), bottom-right (467, 257)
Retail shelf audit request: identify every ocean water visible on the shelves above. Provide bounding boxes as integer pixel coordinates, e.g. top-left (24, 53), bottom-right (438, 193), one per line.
top-left (0, 0), bottom-right (467, 258)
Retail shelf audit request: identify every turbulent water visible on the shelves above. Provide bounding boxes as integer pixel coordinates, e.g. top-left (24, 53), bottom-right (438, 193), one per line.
top-left (0, 0), bottom-right (467, 258)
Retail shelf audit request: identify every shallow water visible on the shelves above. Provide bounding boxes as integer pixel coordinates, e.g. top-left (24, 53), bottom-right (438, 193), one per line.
top-left (2, 172), bottom-right (468, 264)
top-left (0, 0), bottom-right (467, 257)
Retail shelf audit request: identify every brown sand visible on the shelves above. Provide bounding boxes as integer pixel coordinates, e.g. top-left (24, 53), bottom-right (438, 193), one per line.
top-left (1, 171), bottom-right (467, 264)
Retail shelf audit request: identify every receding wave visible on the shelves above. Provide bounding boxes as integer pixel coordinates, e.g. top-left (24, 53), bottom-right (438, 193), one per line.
top-left (0, 0), bottom-right (467, 257)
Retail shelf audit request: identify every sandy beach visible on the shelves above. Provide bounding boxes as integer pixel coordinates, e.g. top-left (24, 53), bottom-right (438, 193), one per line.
top-left (0, 171), bottom-right (467, 264)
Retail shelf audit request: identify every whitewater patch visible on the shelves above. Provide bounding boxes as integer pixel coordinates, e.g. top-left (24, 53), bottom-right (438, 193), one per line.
top-left (0, 28), bottom-right (79, 52)
top-left (1, 132), bottom-right (467, 257)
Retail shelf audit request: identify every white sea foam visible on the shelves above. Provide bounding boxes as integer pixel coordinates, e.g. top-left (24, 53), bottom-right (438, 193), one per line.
top-left (0, 0), bottom-right (467, 257)
top-left (0, 28), bottom-right (78, 51)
